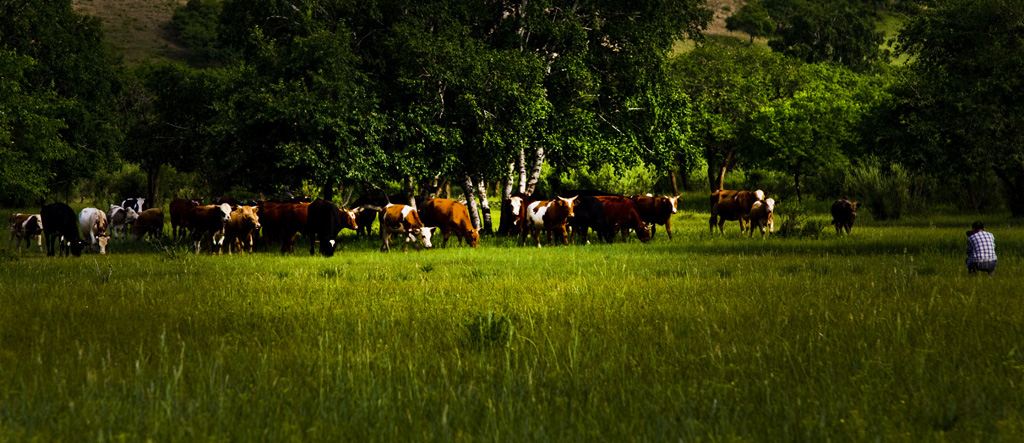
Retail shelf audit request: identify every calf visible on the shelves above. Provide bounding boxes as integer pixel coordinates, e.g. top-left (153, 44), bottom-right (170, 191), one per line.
top-left (8, 213), bottom-right (44, 253)
top-left (78, 207), bottom-right (109, 254)
top-left (41, 203), bottom-right (87, 257)
top-left (418, 198), bottom-right (479, 248)
top-left (185, 204), bottom-right (232, 253)
top-left (748, 198), bottom-right (775, 238)
top-left (594, 196), bottom-right (651, 243)
top-left (519, 196), bottom-right (577, 247)
top-left (108, 205), bottom-right (139, 239)
top-left (632, 195), bottom-right (679, 239)
top-left (831, 199), bottom-right (858, 235)
top-left (306, 199), bottom-right (361, 257)
top-left (709, 189), bottom-right (764, 234)
top-left (219, 205), bottom-right (260, 255)
top-left (380, 204), bottom-right (433, 252)
top-left (133, 208), bottom-right (165, 241)
top-left (169, 198), bottom-right (201, 241)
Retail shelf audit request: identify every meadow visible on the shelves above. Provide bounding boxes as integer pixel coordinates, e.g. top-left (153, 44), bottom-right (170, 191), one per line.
top-left (1, 200), bottom-right (1023, 441)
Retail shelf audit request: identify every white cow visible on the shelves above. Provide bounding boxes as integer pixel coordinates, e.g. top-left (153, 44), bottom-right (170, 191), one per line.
top-left (108, 205), bottom-right (139, 239)
top-left (8, 213), bottom-right (44, 253)
top-left (79, 207), bottom-right (109, 254)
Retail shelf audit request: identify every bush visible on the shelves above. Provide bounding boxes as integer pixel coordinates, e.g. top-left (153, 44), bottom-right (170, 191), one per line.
top-left (557, 162), bottom-right (659, 195)
top-left (776, 202), bottom-right (826, 239)
top-left (847, 159), bottom-right (927, 220)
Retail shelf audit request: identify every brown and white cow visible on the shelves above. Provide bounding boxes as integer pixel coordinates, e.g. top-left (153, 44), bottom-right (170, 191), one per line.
top-left (748, 198), bottom-right (775, 238)
top-left (169, 197), bottom-right (201, 241)
top-left (133, 208), bottom-right (165, 241)
top-left (418, 198), bottom-right (479, 248)
top-left (631, 194), bottom-right (679, 239)
top-left (184, 204), bottom-right (232, 253)
top-left (258, 201), bottom-right (312, 253)
top-left (831, 199), bottom-right (858, 235)
top-left (78, 207), bottom-right (109, 254)
top-left (380, 204), bottom-right (433, 252)
top-left (519, 196), bottom-right (577, 247)
top-left (709, 189), bottom-right (764, 234)
top-left (8, 213), bottom-right (44, 253)
top-left (108, 205), bottom-right (139, 239)
top-left (593, 196), bottom-right (651, 243)
top-left (218, 205), bottom-right (260, 255)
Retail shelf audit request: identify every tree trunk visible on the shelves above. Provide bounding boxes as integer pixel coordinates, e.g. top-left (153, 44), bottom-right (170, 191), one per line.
top-left (709, 148), bottom-right (735, 191)
top-left (994, 166), bottom-right (1024, 217)
top-left (321, 180), bottom-right (335, 202)
top-left (476, 175), bottom-right (493, 234)
top-left (517, 147), bottom-right (527, 194)
top-left (503, 162), bottom-right (515, 200)
top-left (462, 175), bottom-right (481, 229)
top-left (404, 176), bottom-right (417, 208)
top-left (794, 170), bottom-right (803, 203)
top-left (670, 171), bottom-right (679, 195)
top-left (679, 165), bottom-right (692, 192)
top-left (146, 164), bottom-right (163, 207)
top-left (525, 146), bottom-right (544, 195)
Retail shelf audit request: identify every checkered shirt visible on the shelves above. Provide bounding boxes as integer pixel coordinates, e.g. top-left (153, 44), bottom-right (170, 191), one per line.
top-left (967, 231), bottom-right (997, 263)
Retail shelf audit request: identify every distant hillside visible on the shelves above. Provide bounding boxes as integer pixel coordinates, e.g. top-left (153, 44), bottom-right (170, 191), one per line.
top-left (72, 0), bottom-right (188, 64)
top-left (72, 0), bottom-right (750, 65)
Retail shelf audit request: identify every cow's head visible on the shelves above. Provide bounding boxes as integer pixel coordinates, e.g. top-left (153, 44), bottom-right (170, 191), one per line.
top-left (125, 207), bottom-right (139, 223)
top-left (68, 238), bottom-right (87, 257)
top-left (97, 236), bottom-right (109, 254)
top-left (755, 189), bottom-right (765, 201)
top-left (406, 226), bottom-right (433, 249)
top-left (637, 223), bottom-right (652, 243)
top-left (668, 196), bottom-right (679, 214)
top-left (217, 203), bottom-right (233, 223)
top-left (466, 228), bottom-right (480, 248)
top-left (344, 208), bottom-right (360, 230)
top-left (558, 196), bottom-right (578, 218)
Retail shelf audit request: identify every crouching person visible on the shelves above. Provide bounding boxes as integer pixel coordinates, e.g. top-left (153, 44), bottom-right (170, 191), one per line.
top-left (966, 221), bottom-right (997, 276)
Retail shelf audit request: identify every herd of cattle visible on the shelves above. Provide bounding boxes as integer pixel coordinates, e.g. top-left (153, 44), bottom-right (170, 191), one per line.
top-left (6, 190), bottom-right (860, 257)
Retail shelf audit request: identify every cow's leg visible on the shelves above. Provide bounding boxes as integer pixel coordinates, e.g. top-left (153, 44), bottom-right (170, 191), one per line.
top-left (650, 224), bottom-right (657, 238)
top-left (381, 231), bottom-right (391, 252)
top-left (666, 219), bottom-right (673, 240)
top-left (442, 229), bottom-right (451, 248)
top-left (709, 213), bottom-right (717, 233)
top-left (845, 224), bottom-right (852, 235)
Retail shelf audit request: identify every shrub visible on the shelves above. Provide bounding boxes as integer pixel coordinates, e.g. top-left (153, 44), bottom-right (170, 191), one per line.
top-left (846, 159), bottom-right (927, 220)
top-left (558, 162), bottom-right (659, 195)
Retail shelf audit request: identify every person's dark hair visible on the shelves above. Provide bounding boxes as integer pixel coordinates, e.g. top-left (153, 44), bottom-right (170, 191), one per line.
top-left (972, 221), bottom-right (984, 231)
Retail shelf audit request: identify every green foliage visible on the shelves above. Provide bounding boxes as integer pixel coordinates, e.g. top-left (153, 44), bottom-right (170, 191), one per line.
top-left (557, 162), bottom-right (660, 196)
top-left (463, 311), bottom-right (515, 348)
top-left (726, 0), bottom-right (776, 44)
top-left (171, 0), bottom-right (234, 64)
top-left (847, 159), bottom-right (926, 220)
top-left (763, 0), bottom-right (888, 71)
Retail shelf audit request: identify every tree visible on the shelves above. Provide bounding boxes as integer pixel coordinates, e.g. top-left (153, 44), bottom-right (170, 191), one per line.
top-left (763, 0), bottom-right (887, 71)
top-left (0, 50), bottom-right (71, 205)
top-left (0, 0), bottom-right (122, 200)
top-left (890, 0), bottom-right (1024, 215)
top-left (726, 0), bottom-right (776, 44)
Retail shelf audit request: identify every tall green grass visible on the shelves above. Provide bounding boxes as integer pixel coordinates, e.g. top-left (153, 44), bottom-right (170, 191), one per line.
top-left (2, 207), bottom-right (1022, 441)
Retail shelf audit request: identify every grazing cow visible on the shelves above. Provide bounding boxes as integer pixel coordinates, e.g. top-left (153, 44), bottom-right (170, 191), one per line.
top-left (306, 199), bottom-right (361, 257)
top-left (108, 205), bottom-right (139, 239)
top-left (218, 205), bottom-right (260, 255)
top-left (418, 198), bottom-right (479, 248)
top-left (831, 199), bottom-right (858, 235)
top-left (184, 204), bottom-right (232, 253)
top-left (520, 196), bottom-right (578, 247)
top-left (748, 198), bottom-right (775, 238)
top-left (8, 213), bottom-right (44, 253)
top-left (351, 193), bottom-right (424, 236)
top-left (258, 201), bottom-right (312, 253)
top-left (133, 208), bottom-right (165, 241)
top-left (380, 204), bottom-right (433, 252)
top-left (78, 208), bottom-right (109, 254)
top-left (563, 196), bottom-right (610, 245)
top-left (709, 189), bottom-right (765, 234)
top-left (631, 195), bottom-right (679, 239)
top-left (169, 198), bottom-right (201, 241)
top-left (593, 196), bottom-right (651, 243)
top-left (41, 203), bottom-right (87, 257)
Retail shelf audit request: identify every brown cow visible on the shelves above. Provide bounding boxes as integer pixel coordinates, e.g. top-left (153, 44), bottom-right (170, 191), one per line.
top-left (258, 201), bottom-right (311, 253)
top-left (831, 199), bottom-right (858, 235)
top-left (380, 204), bottom-right (433, 252)
top-left (748, 198), bottom-right (775, 238)
top-left (594, 196), bottom-right (651, 243)
top-left (709, 189), bottom-right (764, 234)
top-left (218, 205), bottom-right (260, 254)
top-left (419, 198), bottom-right (479, 248)
top-left (8, 213), bottom-right (44, 253)
top-left (169, 198), bottom-right (201, 241)
top-left (133, 208), bottom-right (164, 241)
top-left (519, 196), bottom-right (577, 247)
top-left (184, 204), bottom-right (232, 253)
top-left (631, 195), bottom-right (680, 240)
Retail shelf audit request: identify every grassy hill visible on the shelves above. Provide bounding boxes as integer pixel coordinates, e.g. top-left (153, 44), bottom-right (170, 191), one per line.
top-left (72, 0), bottom-right (188, 64)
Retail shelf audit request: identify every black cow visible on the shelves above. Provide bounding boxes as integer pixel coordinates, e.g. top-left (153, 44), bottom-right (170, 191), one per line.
top-left (562, 195), bottom-right (611, 244)
top-left (831, 200), bottom-right (858, 235)
top-left (307, 199), bottom-right (348, 257)
top-left (41, 203), bottom-right (87, 257)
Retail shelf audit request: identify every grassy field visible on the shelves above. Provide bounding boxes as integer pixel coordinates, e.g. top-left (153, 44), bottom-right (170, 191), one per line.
top-left (2, 200), bottom-right (1023, 441)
